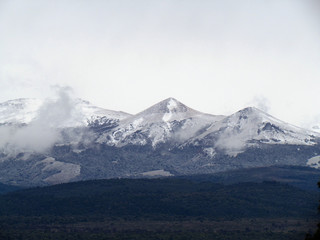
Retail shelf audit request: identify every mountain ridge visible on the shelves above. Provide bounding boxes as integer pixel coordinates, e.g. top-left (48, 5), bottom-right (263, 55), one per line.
top-left (97, 97), bottom-right (225, 147)
top-left (0, 97), bottom-right (319, 186)
top-left (0, 98), bottom-right (131, 127)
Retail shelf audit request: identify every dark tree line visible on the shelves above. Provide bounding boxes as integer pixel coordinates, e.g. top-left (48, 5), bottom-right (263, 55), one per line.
top-left (305, 182), bottom-right (320, 240)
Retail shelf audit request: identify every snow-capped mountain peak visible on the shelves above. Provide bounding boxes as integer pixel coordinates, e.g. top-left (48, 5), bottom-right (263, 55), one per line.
top-left (98, 98), bottom-right (224, 147)
top-left (137, 97), bottom-right (195, 118)
top-left (190, 106), bottom-right (319, 156)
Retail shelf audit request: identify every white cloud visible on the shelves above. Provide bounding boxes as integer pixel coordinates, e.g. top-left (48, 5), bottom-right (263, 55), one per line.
top-left (249, 96), bottom-right (270, 113)
top-left (0, 87), bottom-right (81, 154)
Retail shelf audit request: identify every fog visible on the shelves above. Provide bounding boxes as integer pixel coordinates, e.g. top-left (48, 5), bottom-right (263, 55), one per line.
top-left (215, 132), bottom-right (247, 157)
top-left (0, 87), bottom-right (84, 155)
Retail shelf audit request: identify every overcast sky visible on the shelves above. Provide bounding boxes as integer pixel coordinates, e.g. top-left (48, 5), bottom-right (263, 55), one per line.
top-left (0, 0), bottom-right (319, 129)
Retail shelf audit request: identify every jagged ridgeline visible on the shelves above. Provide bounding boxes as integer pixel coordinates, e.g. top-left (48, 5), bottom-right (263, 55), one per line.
top-left (0, 97), bottom-right (319, 186)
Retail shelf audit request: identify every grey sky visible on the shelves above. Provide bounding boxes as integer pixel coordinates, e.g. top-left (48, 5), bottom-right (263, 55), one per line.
top-left (0, 0), bottom-right (319, 129)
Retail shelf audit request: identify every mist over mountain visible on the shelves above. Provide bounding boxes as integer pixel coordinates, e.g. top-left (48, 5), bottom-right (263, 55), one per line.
top-left (0, 89), bottom-right (130, 155)
top-left (0, 92), bottom-right (319, 186)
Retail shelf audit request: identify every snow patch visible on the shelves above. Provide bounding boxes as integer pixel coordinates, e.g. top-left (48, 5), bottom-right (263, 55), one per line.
top-left (167, 98), bottom-right (178, 110)
top-left (312, 125), bottom-right (320, 133)
top-left (203, 147), bottom-right (216, 158)
top-left (307, 156), bottom-right (320, 169)
top-left (202, 163), bottom-right (216, 167)
top-left (162, 99), bottom-right (178, 125)
top-left (72, 149), bottom-right (85, 154)
top-left (162, 112), bottom-right (172, 122)
top-left (132, 117), bottom-right (144, 128)
top-left (141, 169), bottom-right (173, 177)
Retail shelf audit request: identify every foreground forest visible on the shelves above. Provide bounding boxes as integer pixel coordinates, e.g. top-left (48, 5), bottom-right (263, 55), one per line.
top-left (0, 177), bottom-right (318, 239)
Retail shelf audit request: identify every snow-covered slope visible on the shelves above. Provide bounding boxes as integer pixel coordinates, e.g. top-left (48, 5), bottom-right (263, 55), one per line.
top-left (307, 156), bottom-right (320, 169)
top-left (0, 98), bottom-right (43, 125)
top-left (190, 107), bottom-right (319, 156)
top-left (0, 98), bottom-right (131, 127)
top-left (76, 99), bottom-right (131, 121)
top-left (311, 125), bottom-right (320, 133)
top-left (98, 98), bottom-right (225, 147)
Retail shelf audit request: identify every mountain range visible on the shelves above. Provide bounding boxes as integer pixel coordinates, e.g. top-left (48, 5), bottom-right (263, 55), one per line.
top-left (0, 97), bottom-right (319, 186)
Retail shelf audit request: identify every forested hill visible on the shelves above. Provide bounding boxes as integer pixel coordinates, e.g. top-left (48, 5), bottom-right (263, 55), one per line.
top-left (0, 178), bottom-right (317, 219)
top-left (0, 183), bottom-right (21, 195)
top-left (178, 165), bottom-right (320, 191)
